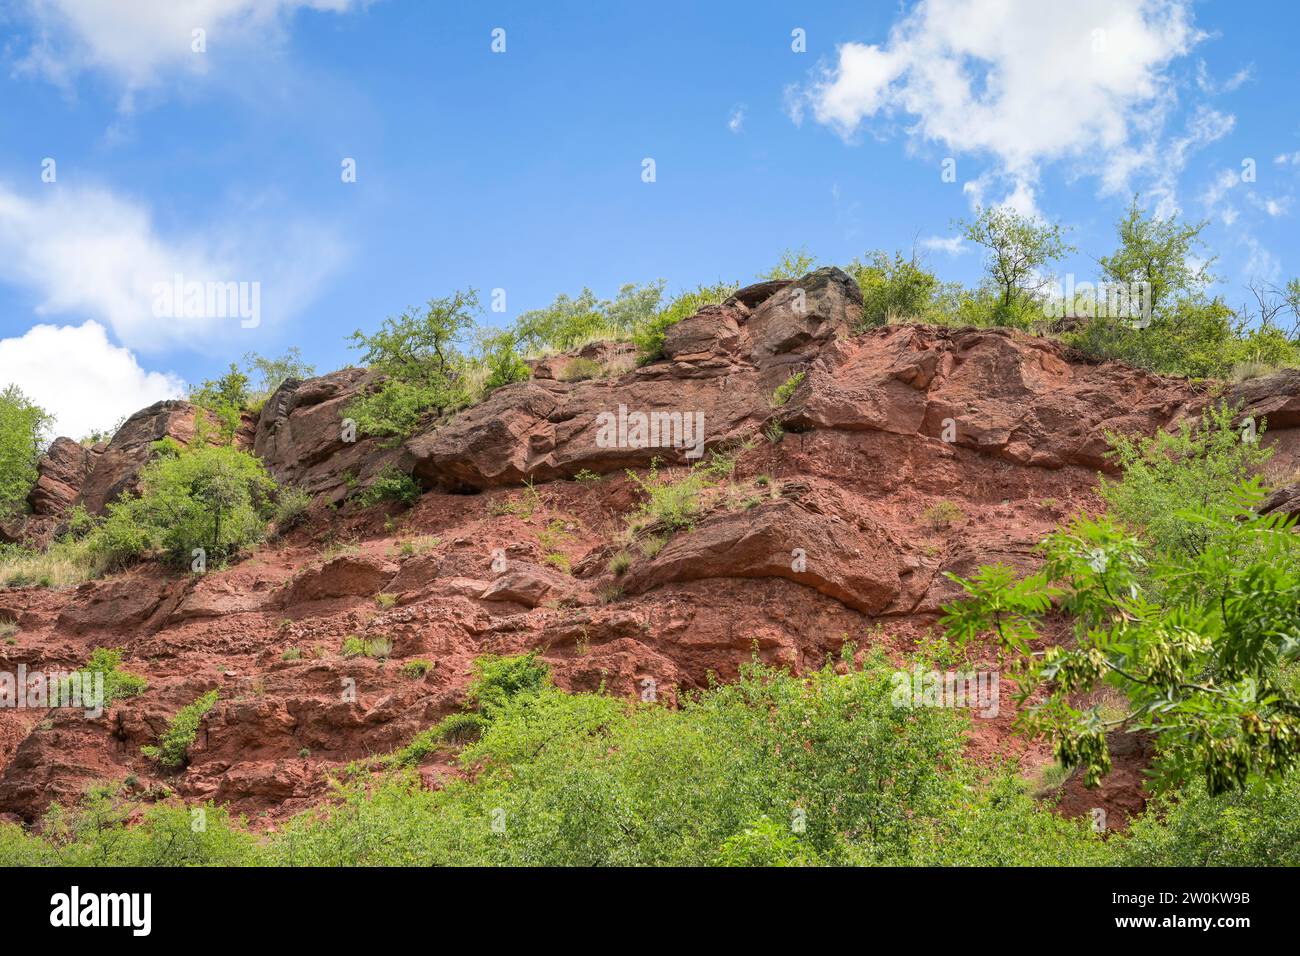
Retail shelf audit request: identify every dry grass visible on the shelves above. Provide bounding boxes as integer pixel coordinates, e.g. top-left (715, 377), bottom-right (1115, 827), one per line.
top-left (0, 539), bottom-right (102, 589)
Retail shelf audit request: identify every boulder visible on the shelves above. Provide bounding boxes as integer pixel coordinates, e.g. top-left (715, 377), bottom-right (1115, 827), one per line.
top-left (745, 267), bottom-right (862, 365)
top-left (254, 369), bottom-right (404, 504)
top-left (479, 562), bottom-right (581, 608)
top-left (1226, 368), bottom-right (1300, 430)
top-left (278, 555), bottom-right (397, 606)
top-left (620, 495), bottom-right (902, 614)
top-left (76, 400), bottom-right (207, 514)
top-left (28, 438), bottom-right (99, 516)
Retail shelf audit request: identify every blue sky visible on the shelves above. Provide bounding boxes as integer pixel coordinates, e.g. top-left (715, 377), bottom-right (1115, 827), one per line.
top-left (1, 0), bottom-right (1298, 437)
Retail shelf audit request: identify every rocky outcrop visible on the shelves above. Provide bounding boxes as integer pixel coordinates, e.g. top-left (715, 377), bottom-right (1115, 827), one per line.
top-left (28, 438), bottom-right (100, 517)
top-left (780, 325), bottom-right (1196, 471)
top-left (406, 270), bottom-right (862, 491)
top-left (76, 401), bottom-right (209, 515)
top-left (254, 369), bottom-right (404, 504)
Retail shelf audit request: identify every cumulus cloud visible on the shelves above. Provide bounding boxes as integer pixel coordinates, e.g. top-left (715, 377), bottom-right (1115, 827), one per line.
top-left (919, 235), bottom-right (967, 255)
top-left (728, 106), bottom-right (745, 134)
top-left (0, 181), bottom-right (344, 354)
top-left (790, 0), bottom-right (1204, 210)
top-left (13, 0), bottom-right (366, 96)
top-left (0, 321), bottom-right (184, 439)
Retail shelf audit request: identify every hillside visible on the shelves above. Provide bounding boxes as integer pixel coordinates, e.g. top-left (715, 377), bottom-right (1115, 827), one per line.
top-left (4, 267), bottom-right (1298, 845)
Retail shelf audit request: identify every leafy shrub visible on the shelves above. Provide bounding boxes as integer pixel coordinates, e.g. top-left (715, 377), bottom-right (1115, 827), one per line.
top-left (141, 690), bottom-right (219, 770)
top-left (125, 443), bottom-right (277, 568)
top-left (714, 815), bottom-right (814, 866)
top-left (345, 291), bottom-right (477, 440)
top-left (943, 482), bottom-right (1300, 795)
top-left (1100, 403), bottom-right (1271, 558)
top-left (466, 652), bottom-right (550, 718)
top-left (847, 250), bottom-right (939, 328)
top-left (357, 466), bottom-right (421, 508)
top-left (60, 648), bottom-right (147, 706)
top-left (476, 331), bottom-right (531, 395)
top-left (188, 364), bottom-right (249, 444)
top-left (0, 783), bottom-right (255, 866)
top-left (761, 247), bottom-right (818, 280)
top-left (1120, 772), bottom-right (1300, 866)
top-left (770, 370), bottom-right (805, 407)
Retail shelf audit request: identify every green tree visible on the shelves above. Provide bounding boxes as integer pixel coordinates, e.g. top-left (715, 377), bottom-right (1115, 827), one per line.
top-left (188, 363), bottom-right (250, 444)
top-left (943, 481), bottom-right (1300, 796)
top-left (97, 441), bottom-right (277, 569)
top-left (1098, 195), bottom-right (1215, 319)
top-left (959, 207), bottom-right (1073, 310)
top-left (243, 348), bottom-right (316, 402)
top-left (345, 290), bottom-right (478, 438)
top-left (0, 385), bottom-right (53, 516)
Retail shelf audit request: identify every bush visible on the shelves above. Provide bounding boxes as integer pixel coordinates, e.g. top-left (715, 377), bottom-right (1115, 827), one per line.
top-left (61, 648), bottom-right (147, 706)
top-left (846, 250), bottom-right (939, 328)
top-left (117, 443), bottom-right (278, 569)
top-left (357, 466), bottom-right (421, 508)
top-left (770, 371), bottom-right (805, 407)
top-left (632, 282), bottom-right (737, 362)
top-left (188, 364), bottom-right (249, 444)
top-left (1100, 403), bottom-right (1271, 558)
top-left (476, 331), bottom-right (531, 395)
top-left (466, 652), bottom-right (550, 718)
top-left (1120, 772), bottom-right (1300, 866)
top-left (272, 487), bottom-right (312, 530)
top-left (0, 385), bottom-right (52, 517)
top-left (943, 480), bottom-right (1300, 795)
top-left (344, 291), bottom-right (478, 440)
top-left (141, 690), bottom-right (219, 770)
top-left (0, 783), bottom-right (256, 866)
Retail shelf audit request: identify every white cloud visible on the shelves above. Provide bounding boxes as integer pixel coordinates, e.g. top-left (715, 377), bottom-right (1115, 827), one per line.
top-left (919, 235), bottom-right (967, 255)
top-left (1275, 151), bottom-right (1300, 166)
top-left (13, 0), bottom-right (366, 97)
top-left (728, 106), bottom-right (745, 134)
top-left (1247, 193), bottom-right (1291, 218)
top-left (791, 0), bottom-right (1203, 209)
top-left (1200, 167), bottom-right (1241, 224)
top-left (0, 181), bottom-right (344, 354)
top-left (0, 321), bottom-right (184, 439)
top-left (1195, 60), bottom-right (1252, 95)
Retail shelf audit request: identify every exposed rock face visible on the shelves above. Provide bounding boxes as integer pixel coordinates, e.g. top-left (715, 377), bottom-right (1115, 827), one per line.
top-left (406, 270), bottom-right (860, 491)
top-left (76, 401), bottom-right (208, 515)
top-left (28, 438), bottom-right (99, 517)
top-left (254, 369), bottom-right (403, 504)
top-left (1227, 368), bottom-right (1300, 429)
top-left (7, 268), bottom-right (1300, 832)
top-left (782, 325), bottom-right (1195, 472)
